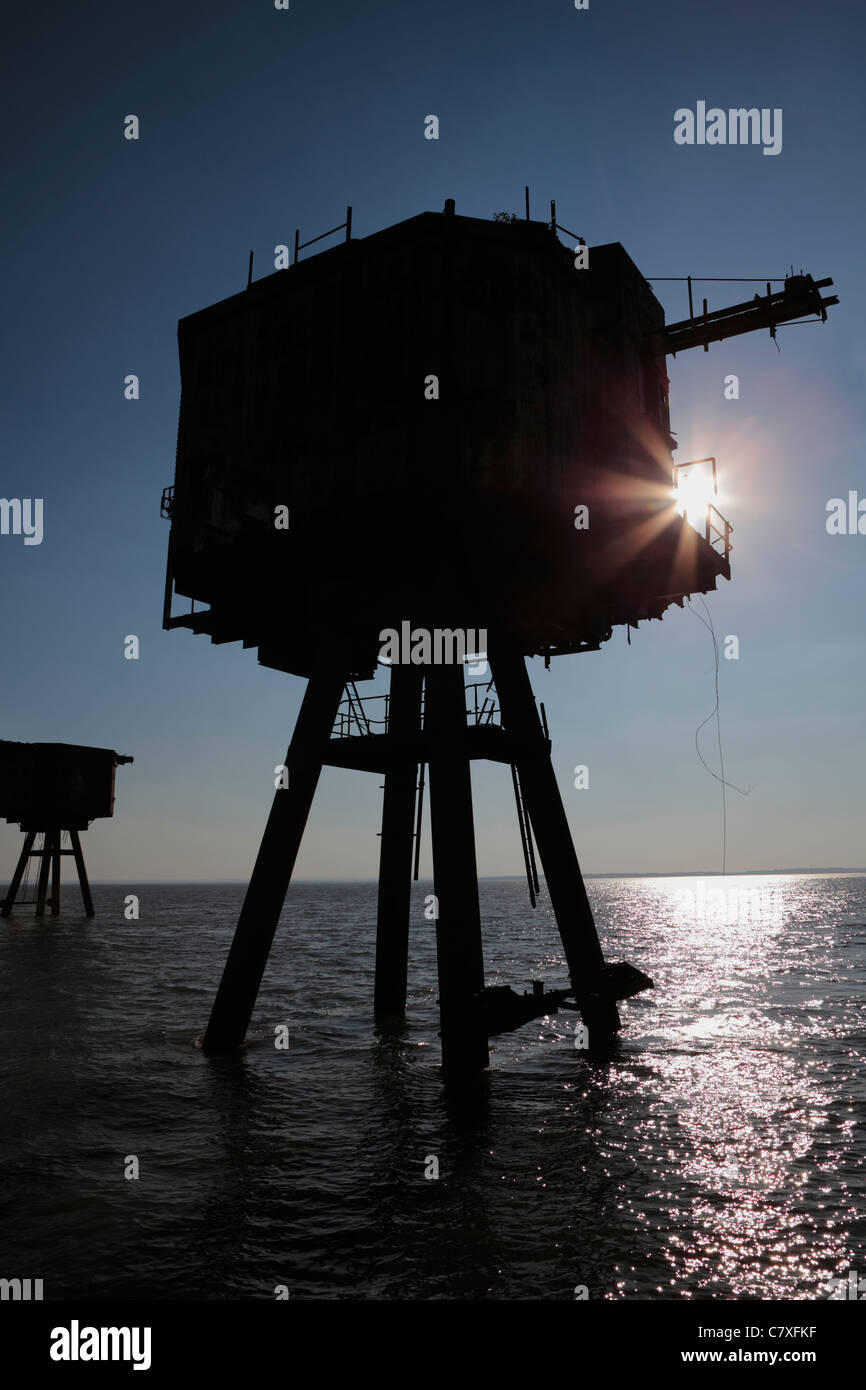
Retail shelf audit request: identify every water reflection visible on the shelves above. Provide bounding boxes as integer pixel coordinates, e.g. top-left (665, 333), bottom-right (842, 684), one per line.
top-left (0, 877), bottom-right (861, 1299)
top-left (590, 875), bottom-right (862, 1297)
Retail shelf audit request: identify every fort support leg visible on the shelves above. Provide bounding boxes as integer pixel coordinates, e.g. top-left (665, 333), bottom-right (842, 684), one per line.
top-left (34, 832), bottom-right (52, 918)
top-left (489, 646), bottom-right (620, 1036)
top-left (425, 665), bottom-right (489, 1076)
top-left (50, 831), bottom-right (62, 916)
top-left (374, 665), bottom-right (424, 1017)
top-left (1, 830), bottom-right (36, 917)
top-left (69, 831), bottom-right (94, 916)
top-left (203, 666), bottom-right (347, 1054)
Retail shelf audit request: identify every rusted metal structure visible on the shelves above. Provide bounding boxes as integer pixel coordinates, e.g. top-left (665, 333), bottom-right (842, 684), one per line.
top-left (162, 200), bottom-right (836, 1074)
top-left (0, 741), bottom-right (133, 917)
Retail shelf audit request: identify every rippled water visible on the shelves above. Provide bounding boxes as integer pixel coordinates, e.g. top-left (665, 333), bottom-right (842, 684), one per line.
top-left (0, 874), bottom-right (863, 1300)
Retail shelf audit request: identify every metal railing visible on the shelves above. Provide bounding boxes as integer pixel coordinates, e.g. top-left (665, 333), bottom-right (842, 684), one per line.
top-left (294, 206), bottom-right (352, 266)
top-left (706, 503), bottom-right (733, 560)
top-left (672, 458), bottom-right (733, 562)
top-left (678, 500), bottom-right (733, 561)
top-left (332, 679), bottom-right (500, 740)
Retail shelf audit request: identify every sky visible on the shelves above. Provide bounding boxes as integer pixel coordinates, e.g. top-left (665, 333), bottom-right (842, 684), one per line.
top-left (1, 0), bottom-right (865, 882)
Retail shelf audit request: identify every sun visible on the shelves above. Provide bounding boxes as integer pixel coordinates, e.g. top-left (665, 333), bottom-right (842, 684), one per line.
top-left (673, 457), bottom-right (719, 523)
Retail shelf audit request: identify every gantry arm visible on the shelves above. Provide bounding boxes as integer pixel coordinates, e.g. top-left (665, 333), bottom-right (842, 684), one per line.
top-left (658, 273), bottom-right (838, 356)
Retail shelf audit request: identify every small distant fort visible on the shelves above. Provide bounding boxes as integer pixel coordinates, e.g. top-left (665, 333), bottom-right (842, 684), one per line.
top-left (0, 741), bottom-right (133, 917)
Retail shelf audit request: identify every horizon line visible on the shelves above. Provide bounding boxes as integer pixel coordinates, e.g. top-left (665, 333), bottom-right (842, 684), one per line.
top-left (79, 868), bottom-right (866, 884)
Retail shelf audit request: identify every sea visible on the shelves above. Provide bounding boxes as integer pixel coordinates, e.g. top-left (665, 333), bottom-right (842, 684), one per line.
top-left (0, 874), bottom-right (864, 1301)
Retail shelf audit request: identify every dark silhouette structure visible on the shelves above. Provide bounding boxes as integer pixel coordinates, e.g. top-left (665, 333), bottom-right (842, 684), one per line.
top-left (162, 200), bottom-right (836, 1074)
top-left (0, 742), bottom-right (133, 917)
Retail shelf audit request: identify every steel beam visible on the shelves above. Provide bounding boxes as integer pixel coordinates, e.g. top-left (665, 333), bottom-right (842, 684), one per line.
top-left (50, 831), bottom-right (61, 916)
top-left (70, 830), bottom-right (94, 916)
top-left (34, 832), bottom-right (52, 917)
top-left (489, 645), bottom-right (620, 1035)
top-left (202, 665), bottom-right (347, 1053)
top-left (425, 665), bottom-right (489, 1076)
top-left (374, 666), bottom-right (424, 1017)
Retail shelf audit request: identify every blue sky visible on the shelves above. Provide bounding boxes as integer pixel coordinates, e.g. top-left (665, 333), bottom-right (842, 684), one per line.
top-left (2, 0), bottom-right (864, 881)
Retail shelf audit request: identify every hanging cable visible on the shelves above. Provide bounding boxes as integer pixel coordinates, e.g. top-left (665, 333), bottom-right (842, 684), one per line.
top-left (21, 839), bottom-right (35, 902)
top-left (686, 595), bottom-right (751, 876)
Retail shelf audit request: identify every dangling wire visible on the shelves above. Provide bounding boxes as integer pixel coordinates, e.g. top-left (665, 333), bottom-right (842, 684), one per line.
top-left (687, 595), bottom-right (751, 876)
top-left (21, 838), bottom-right (36, 900)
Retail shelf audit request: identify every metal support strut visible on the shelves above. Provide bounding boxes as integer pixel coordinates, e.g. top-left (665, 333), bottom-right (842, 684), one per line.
top-left (425, 665), bottom-right (489, 1076)
top-left (374, 665), bottom-right (424, 1017)
top-left (202, 665), bottom-right (347, 1053)
top-left (489, 644), bottom-right (621, 1037)
top-left (1, 827), bottom-right (96, 918)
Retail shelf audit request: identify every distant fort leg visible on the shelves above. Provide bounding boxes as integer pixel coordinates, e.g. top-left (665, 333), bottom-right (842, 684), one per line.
top-left (0, 831), bottom-right (36, 918)
top-left (69, 831), bottom-right (94, 916)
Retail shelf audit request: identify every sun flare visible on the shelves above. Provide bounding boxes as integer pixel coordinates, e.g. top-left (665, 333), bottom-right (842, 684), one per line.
top-left (673, 457), bottom-right (719, 521)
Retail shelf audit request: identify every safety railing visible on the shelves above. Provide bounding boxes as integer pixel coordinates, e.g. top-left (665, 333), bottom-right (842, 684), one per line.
top-left (706, 503), bottom-right (733, 560)
top-left (294, 206), bottom-right (352, 265)
top-left (332, 679), bottom-right (500, 740)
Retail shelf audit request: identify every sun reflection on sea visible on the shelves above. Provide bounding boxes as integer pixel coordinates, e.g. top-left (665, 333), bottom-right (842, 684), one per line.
top-left (586, 874), bottom-right (862, 1298)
